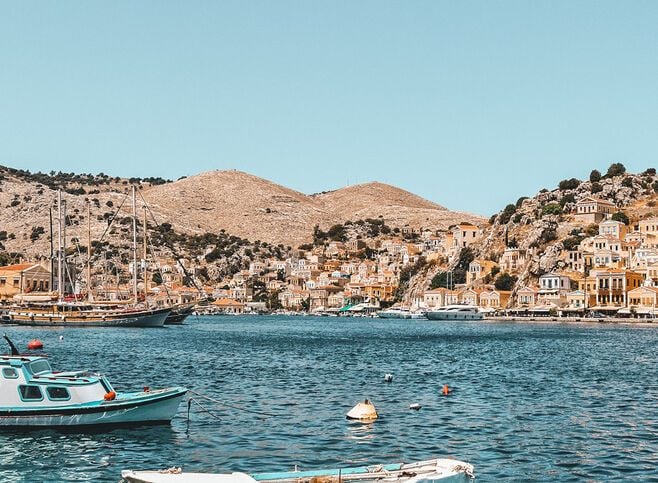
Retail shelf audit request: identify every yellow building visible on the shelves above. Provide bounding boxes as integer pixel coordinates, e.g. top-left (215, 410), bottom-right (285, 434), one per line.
top-left (0, 263), bottom-right (52, 300)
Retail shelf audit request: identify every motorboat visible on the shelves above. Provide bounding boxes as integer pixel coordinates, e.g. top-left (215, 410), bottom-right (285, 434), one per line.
top-left (0, 335), bottom-right (187, 428)
top-left (377, 307), bottom-right (426, 320)
top-left (0, 302), bottom-right (170, 328)
top-left (426, 305), bottom-right (484, 321)
top-left (377, 307), bottom-right (413, 319)
top-left (121, 457), bottom-right (475, 482)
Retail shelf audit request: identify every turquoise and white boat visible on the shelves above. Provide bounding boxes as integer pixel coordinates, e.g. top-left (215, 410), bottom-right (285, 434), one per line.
top-left (121, 458), bottom-right (475, 482)
top-left (0, 336), bottom-right (187, 428)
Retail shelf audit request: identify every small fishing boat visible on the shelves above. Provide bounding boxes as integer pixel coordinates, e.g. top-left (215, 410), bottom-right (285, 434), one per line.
top-left (0, 335), bottom-right (187, 428)
top-left (121, 458), bottom-right (475, 482)
top-left (426, 305), bottom-right (483, 321)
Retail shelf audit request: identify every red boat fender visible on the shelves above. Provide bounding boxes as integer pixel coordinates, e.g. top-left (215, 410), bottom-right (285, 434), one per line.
top-left (143, 386), bottom-right (150, 392)
top-left (104, 391), bottom-right (117, 401)
top-left (27, 339), bottom-right (43, 350)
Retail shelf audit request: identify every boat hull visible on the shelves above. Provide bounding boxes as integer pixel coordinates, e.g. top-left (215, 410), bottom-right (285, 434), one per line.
top-left (426, 311), bottom-right (483, 321)
top-left (122, 458), bottom-right (474, 482)
top-left (0, 388), bottom-right (187, 428)
top-left (2, 307), bottom-right (170, 328)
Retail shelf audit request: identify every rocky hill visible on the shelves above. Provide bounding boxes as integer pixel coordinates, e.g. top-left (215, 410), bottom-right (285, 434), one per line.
top-left (405, 163), bottom-right (658, 305)
top-left (0, 166), bottom-right (483, 259)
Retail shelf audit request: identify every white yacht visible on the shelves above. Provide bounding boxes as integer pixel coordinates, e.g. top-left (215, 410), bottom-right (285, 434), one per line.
top-left (426, 305), bottom-right (484, 321)
top-left (377, 307), bottom-right (426, 320)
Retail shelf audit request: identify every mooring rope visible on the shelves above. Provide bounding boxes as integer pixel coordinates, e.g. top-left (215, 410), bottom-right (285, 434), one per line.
top-left (188, 389), bottom-right (277, 417)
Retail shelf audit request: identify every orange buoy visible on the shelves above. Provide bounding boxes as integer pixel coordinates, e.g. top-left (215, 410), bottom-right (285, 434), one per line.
top-left (441, 384), bottom-right (451, 396)
top-left (104, 391), bottom-right (117, 401)
top-left (27, 339), bottom-right (43, 350)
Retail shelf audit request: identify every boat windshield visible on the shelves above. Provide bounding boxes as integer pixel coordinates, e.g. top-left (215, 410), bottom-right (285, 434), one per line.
top-left (29, 359), bottom-right (52, 375)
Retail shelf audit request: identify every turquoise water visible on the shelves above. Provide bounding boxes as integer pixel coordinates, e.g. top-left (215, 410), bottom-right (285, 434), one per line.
top-left (1, 316), bottom-right (657, 481)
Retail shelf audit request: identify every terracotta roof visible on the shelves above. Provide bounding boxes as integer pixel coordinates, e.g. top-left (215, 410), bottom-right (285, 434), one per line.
top-left (0, 263), bottom-right (36, 272)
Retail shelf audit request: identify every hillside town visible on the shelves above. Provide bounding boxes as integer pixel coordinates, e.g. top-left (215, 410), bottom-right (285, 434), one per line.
top-left (4, 187), bottom-right (658, 319)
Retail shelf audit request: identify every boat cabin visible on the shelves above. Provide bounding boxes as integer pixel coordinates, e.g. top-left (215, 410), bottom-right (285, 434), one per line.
top-left (0, 355), bottom-right (113, 408)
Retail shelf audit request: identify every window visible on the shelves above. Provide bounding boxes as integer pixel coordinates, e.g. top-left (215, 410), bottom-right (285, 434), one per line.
top-left (19, 385), bottom-right (43, 401)
top-left (46, 387), bottom-right (70, 400)
top-left (2, 367), bottom-right (18, 379)
top-left (29, 360), bottom-right (52, 375)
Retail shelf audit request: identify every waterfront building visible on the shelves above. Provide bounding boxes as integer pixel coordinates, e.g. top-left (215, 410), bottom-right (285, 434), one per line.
top-left (537, 273), bottom-right (573, 307)
top-left (517, 286), bottom-right (538, 307)
top-left (589, 268), bottom-right (643, 309)
top-left (423, 288), bottom-right (446, 308)
top-left (626, 286), bottom-right (658, 312)
top-left (211, 298), bottom-right (245, 314)
top-left (0, 263), bottom-right (52, 300)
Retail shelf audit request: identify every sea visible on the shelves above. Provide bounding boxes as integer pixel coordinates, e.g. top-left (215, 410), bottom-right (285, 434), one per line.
top-left (0, 316), bottom-right (657, 482)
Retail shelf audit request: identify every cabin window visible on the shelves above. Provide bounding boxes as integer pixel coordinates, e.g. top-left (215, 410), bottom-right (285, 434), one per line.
top-left (18, 385), bottom-right (43, 401)
top-left (2, 367), bottom-right (18, 379)
top-left (47, 387), bottom-right (70, 401)
top-left (29, 360), bottom-right (52, 375)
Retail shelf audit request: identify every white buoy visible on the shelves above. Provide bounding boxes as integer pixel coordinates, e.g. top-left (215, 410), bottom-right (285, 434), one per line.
top-left (346, 399), bottom-right (378, 421)
top-left (59, 336), bottom-right (64, 341)
top-left (383, 373), bottom-right (393, 383)
top-left (409, 403), bottom-right (422, 410)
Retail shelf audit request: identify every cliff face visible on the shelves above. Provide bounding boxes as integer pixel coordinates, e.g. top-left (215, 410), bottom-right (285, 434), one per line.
top-left (0, 167), bottom-right (485, 257)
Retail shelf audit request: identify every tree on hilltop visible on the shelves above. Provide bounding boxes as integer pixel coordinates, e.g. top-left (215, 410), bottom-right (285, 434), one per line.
top-left (589, 170), bottom-right (601, 182)
top-left (606, 163), bottom-right (626, 177)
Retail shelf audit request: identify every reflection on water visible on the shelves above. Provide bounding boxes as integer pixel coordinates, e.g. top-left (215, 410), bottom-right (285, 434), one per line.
top-left (1, 317), bottom-right (657, 481)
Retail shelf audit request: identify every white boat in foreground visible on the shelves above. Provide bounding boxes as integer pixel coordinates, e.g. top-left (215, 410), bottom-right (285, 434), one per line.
top-left (426, 305), bottom-right (484, 321)
top-left (0, 335), bottom-right (187, 428)
top-left (121, 458), bottom-right (474, 482)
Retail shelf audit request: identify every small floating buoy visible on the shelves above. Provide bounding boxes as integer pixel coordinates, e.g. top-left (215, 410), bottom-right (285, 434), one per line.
top-left (59, 335), bottom-right (64, 341)
top-left (27, 339), bottom-right (43, 350)
top-left (346, 399), bottom-right (378, 421)
top-left (104, 391), bottom-right (116, 401)
top-left (409, 403), bottom-right (422, 410)
top-left (383, 373), bottom-right (393, 383)
top-left (441, 384), bottom-right (452, 396)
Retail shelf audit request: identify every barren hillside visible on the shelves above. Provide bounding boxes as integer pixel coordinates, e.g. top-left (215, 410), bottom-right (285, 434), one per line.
top-left (0, 167), bottom-right (485, 256)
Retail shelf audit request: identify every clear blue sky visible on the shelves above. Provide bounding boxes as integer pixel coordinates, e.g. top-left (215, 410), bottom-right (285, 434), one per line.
top-left (1, 1), bottom-right (658, 216)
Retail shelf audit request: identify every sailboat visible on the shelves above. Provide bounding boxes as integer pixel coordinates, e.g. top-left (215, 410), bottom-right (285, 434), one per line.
top-left (1, 188), bottom-right (170, 328)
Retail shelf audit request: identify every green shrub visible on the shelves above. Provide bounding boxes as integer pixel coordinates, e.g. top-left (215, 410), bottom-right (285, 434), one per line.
top-left (495, 272), bottom-right (517, 291)
top-left (589, 169), bottom-right (602, 182)
top-left (498, 204), bottom-right (517, 224)
top-left (606, 162), bottom-right (626, 177)
top-left (611, 212), bottom-right (629, 225)
top-left (541, 203), bottom-right (562, 216)
top-left (591, 182), bottom-right (603, 193)
top-left (558, 178), bottom-right (580, 190)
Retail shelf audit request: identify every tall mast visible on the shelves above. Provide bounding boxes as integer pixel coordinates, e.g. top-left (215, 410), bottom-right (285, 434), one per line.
top-left (143, 206), bottom-right (148, 305)
top-left (49, 208), bottom-right (54, 295)
top-left (62, 199), bottom-right (67, 299)
top-left (132, 185), bottom-right (138, 305)
top-left (87, 200), bottom-right (92, 302)
top-left (57, 190), bottom-right (63, 301)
